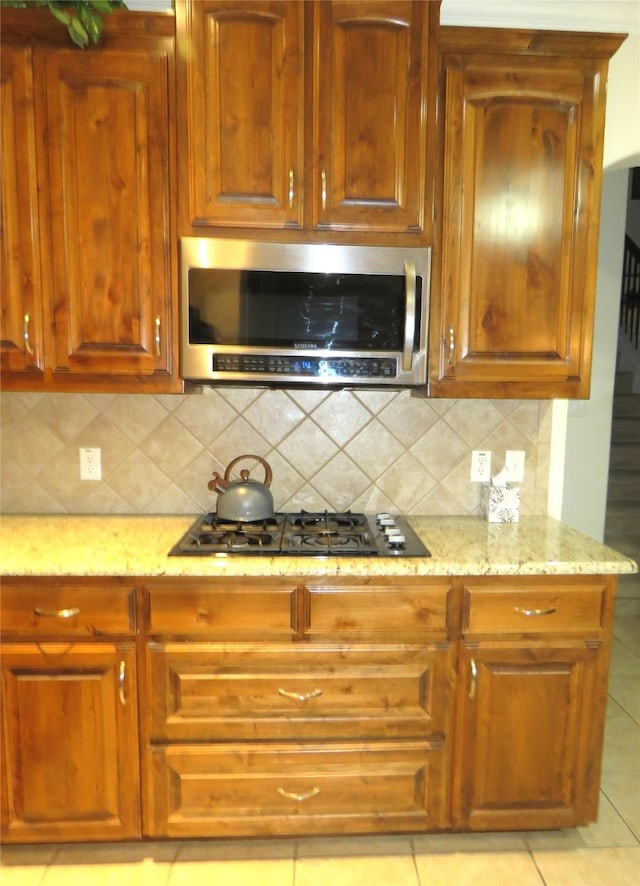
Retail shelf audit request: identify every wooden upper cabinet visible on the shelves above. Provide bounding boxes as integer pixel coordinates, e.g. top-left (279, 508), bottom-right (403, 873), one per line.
top-left (429, 29), bottom-right (625, 398)
top-left (176, 0), bottom-right (439, 242)
top-left (0, 44), bottom-right (43, 377)
top-left (178, 0), bottom-right (304, 229)
top-left (0, 11), bottom-right (180, 392)
top-left (312, 0), bottom-right (435, 237)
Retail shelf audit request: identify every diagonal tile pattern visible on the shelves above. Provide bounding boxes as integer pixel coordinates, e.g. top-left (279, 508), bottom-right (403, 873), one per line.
top-left (1, 389), bottom-right (551, 515)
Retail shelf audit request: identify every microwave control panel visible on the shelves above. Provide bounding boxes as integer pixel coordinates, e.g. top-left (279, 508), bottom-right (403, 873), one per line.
top-left (213, 354), bottom-right (397, 379)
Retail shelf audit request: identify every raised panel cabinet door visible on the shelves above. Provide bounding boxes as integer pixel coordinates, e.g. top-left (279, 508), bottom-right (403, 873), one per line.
top-left (177, 0), bottom-right (304, 229)
top-left (312, 0), bottom-right (436, 237)
top-left (0, 643), bottom-right (140, 843)
top-left (430, 33), bottom-right (622, 398)
top-left (0, 44), bottom-right (44, 377)
top-left (453, 641), bottom-right (604, 831)
top-left (35, 45), bottom-right (173, 377)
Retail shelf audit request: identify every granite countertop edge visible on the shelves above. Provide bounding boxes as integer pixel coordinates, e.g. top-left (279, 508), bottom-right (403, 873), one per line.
top-left (1, 514), bottom-right (637, 578)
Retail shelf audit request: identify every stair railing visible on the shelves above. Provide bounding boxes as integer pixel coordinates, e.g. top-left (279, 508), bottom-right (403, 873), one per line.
top-left (621, 234), bottom-right (640, 349)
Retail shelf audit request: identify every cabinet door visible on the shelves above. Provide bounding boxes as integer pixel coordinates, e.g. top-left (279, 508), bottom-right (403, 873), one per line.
top-left (35, 43), bottom-right (174, 379)
top-left (453, 641), bottom-right (604, 830)
top-left (312, 0), bottom-right (435, 237)
top-left (430, 32), bottom-right (621, 398)
top-left (177, 0), bottom-right (304, 230)
top-left (0, 44), bottom-right (44, 377)
top-left (0, 643), bottom-right (140, 843)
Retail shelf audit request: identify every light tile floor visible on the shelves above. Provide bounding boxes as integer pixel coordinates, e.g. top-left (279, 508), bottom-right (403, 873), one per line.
top-left (2, 613), bottom-right (639, 886)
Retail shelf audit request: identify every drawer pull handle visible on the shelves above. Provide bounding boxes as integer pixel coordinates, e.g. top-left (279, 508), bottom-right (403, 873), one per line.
top-left (321, 168), bottom-right (327, 210)
top-left (288, 167), bottom-right (295, 208)
top-left (277, 688), bottom-right (323, 703)
top-left (469, 657), bottom-right (477, 699)
top-left (514, 606), bottom-right (557, 617)
top-left (277, 786), bottom-right (320, 802)
top-left (33, 607), bottom-right (80, 619)
top-left (118, 660), bottom-right (127, 706)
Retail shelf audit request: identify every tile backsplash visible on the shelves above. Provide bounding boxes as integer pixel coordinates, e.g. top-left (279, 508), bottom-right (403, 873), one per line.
top-left (0, 388), bottom-right (551, 516)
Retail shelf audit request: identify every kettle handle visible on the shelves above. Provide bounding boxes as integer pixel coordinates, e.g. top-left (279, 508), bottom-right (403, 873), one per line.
top-left (223, 454), bottom-right (272, 488)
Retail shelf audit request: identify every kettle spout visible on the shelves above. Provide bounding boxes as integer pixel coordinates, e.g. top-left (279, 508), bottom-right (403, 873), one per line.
top-left (207, 471), bottom-right (228, 494)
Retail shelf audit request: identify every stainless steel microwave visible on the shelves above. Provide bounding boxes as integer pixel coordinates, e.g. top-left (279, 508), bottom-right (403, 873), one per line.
top-left (180, 238), bottom-right (431, 388)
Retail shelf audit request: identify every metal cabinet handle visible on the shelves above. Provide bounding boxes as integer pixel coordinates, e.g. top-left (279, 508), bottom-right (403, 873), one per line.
top-left (277, 786), bottom-right (320, 802)
top-left (321, 168), bottom-right (327, 210)
top-left (154, 316), bottom-right (161, 356)
top-left (23, 313), bottom-right (35, 355)
top-left (288, 168), bottom-right (295, 208)
top-left (469, 657), bottom-right (477, 699)
top-left (33, 607), bottom-right (80, 619)
top-left (278, 687), bottom-right (323, 703)
top-left (402, 260), bottom-right (416, 372)
top-left (448, 327), bottom-right (455, 364)
top-left (514, 606), bottom-right (557, 617)
top-left (118, 659), bottom-right (127, 706)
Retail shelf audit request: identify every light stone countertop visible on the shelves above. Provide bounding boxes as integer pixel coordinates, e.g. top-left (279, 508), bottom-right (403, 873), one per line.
top-left (0, 514), bottom-right (636, 578)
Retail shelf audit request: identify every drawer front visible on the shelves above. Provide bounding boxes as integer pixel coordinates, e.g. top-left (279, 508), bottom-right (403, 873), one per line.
top-left (147, 642), bottom-right (453, 740)
top-left (307, 582), bottom-right (450, 638)
top-left (147, 740), bottom-right (447, 837)
top-left (462, 580), bottom-right (606, 636)
top-left (146, 582), bottom-right (298, 638)
top-left (0, 583), bottom-right (135, 637)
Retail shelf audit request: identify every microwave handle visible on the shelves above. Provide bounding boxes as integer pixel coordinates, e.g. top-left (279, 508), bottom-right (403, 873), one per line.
top-left (403, 260), bottom-right (416, 372)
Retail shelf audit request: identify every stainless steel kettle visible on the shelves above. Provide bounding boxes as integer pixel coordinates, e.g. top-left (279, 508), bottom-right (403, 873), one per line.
top-left (208, 455), bottom-right (274, 522)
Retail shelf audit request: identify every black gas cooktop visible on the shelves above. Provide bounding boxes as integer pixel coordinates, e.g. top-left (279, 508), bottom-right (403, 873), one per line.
top-left (169, 512), bottom-right (430, 558)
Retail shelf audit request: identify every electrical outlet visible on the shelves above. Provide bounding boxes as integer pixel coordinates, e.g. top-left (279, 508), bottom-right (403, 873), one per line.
top-left (505, 450), bottom-right (526, 483)
top-left (79, 447), bottom-right (102, 481)
top-left (471, 450), bottom-right (492, 482)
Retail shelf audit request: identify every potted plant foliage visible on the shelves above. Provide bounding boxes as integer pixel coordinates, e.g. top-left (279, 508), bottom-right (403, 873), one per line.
top-left (0, 1), bottom-right (127, 47)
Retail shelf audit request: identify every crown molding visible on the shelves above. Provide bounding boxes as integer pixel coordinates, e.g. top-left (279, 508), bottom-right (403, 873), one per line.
top-left (441, 0), bottom-right (640, 34)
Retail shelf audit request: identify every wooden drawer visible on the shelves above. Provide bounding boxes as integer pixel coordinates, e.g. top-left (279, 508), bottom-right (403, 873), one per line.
top-left (145, 580), bottom-right (299, 638)
top-left (0, 580), bottom-right (136, 637)
top-left (307, 579), bottom-right (451, 639)
top-left (147, 642), bottom-right (453, 741)
top-left (147, 740), bottom-right (448, 837)
top-left (462, 578), bottom-right (606, 637)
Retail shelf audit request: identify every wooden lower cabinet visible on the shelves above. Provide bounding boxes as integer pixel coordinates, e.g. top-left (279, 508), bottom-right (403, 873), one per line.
top-left (147, 741), bottom-right (446, 837)
top-left (453, 640), bottom-right (607, 831)
top-left (0, 643), bottom-right (140, 842)
top-left (0, 572), bottom-right (618, 841)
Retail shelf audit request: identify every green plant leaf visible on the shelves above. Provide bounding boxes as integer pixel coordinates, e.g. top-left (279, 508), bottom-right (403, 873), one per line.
top-left (68, 15), bottom-right (89, 47)
top-left (89, 0), bottom-right (114, 12)
top-left (47, 2), bottom-right (71, 26)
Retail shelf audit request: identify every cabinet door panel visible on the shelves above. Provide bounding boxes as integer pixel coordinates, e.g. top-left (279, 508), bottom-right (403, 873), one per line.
top-left (313, 0), bottom-right (432, 235)
top-left (178, 0), bottom-right (304, 229)
top-left (454, 642), bottom-right (602, 830)
top-left (1, 643), bottom-right (140, 842)
top-left (37, 47), bottom-right (172, 376)
top-left (429, 30), bottom-right (622, 398)
top-left (0, 44), bottom-right (43, 375)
